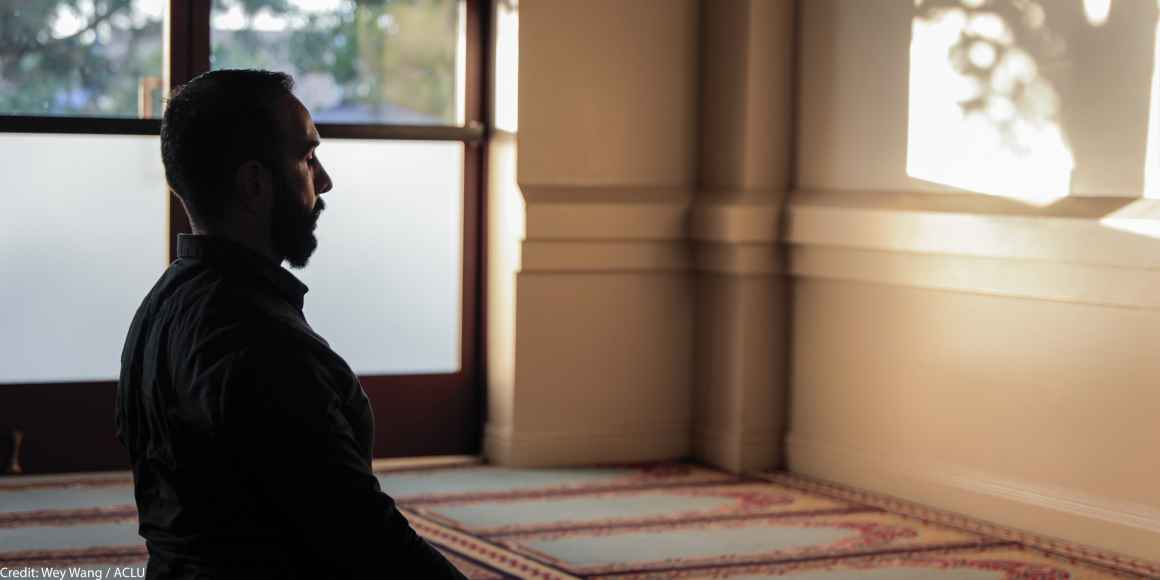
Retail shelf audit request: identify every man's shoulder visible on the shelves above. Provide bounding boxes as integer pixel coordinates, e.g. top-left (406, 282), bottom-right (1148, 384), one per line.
top-left (152, 259), bottom-right (291, 326)
top-left (137, 260), bottom-right (305, 360)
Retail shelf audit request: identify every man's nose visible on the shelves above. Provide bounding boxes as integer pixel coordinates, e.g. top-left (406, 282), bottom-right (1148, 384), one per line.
top-left (316, 162), bottom-right (333, 195)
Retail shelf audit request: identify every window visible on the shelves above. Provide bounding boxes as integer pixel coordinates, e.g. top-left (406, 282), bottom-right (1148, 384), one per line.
top-left (211, 0), bottom-right (466, 125)
top-left (0, 1), bottom-right (166, 118)
top-left (0, 133), bottom-right (167, 383)
top-left (0, 0), bottom-right (486, 473)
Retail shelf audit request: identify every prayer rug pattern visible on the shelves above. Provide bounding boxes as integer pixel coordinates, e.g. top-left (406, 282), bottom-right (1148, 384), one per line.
top-left (482, 511), bottom-right (995, 576)
top-left (0, 460), bottom-right (1154, 579)
top-left (757, 472), bottom-right (1160, 579)
top-left (407, 482), bottom-right (859, 535)
top-left (596, 546), bottom-right (1142, 579)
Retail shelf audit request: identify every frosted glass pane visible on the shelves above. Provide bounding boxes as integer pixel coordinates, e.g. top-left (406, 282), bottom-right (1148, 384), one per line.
top-left (0, 134), bottom-right (167, 383)
top-left (296, 140), bottom-right (463, 375)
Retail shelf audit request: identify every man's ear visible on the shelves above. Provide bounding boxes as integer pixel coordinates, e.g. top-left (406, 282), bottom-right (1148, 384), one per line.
top-left (233, 160), bottom-right (274, 215)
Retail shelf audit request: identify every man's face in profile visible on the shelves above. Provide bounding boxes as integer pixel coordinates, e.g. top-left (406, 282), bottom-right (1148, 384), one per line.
top-left (271, 168), bottom-right (325, 268)
top-left (269, 96), bottom-right (332, 268)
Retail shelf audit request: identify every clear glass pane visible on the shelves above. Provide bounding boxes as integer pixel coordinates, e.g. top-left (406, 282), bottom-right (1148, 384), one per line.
top-left (0, 1), bottom-right (166, 118)
top-left (295, 140), bottom-right (463, 375)
top-left (211, 0), bottom-right (465, 125)
top-left (0, 134), bottom-right (168, 383)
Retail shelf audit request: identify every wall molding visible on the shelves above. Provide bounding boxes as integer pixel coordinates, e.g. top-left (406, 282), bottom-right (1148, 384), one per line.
top-left (517, 186), bottom-right (690, 273)
top-left (695, 242), bottom-right (783, 275)
top-left (787, 190), bottom-right (1160, 269)
top-left (690, 193), bottom-right (783, 243)
top-left (517, 187), bottom-right (787, 274)
top-left (786, 190), bottom-right (1160, 309)
top-left (786, 433), bottom-right (1160, 560)
top-left (691, 193), bottom-right (784, 275)
top-left (790, 245), bottom-right (1160, 310)
top-left (518, 188), bottom-right (1160, 276)
top-left (521, 186), bottom-right (692, 241)
top-left (522, 187), bottom-right (1160, 271)
top-left (520, 240), bottom-right (690, 273)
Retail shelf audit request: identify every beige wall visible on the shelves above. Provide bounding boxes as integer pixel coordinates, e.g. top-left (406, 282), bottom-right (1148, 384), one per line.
top-left (692, 0), bottom-right (795, 472)
top-left (485, 0), bottom-right (700, 465)
top-left (485, 0), bottom-right (1160, 562)
top-left (791, 0), bottom-right (1160, 560)
top-left (485, 0), bottom-right (796, 471)
top-left (797, 0), bottom-right (1159, 196)
top-left (518, 0), bottom-right (697, 187)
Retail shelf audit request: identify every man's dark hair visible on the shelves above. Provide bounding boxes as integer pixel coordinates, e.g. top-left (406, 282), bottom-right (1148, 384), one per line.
top-left (161, 69), bottom-right (295, 222)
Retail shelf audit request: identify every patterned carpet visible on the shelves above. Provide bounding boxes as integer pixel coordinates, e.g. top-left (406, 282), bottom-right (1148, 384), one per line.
top-left (0, 458), bottom-right (1155, 578)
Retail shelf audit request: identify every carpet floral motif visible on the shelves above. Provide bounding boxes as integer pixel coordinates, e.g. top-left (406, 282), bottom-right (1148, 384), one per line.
top-left (0, 461), bottom-right (1153, 579)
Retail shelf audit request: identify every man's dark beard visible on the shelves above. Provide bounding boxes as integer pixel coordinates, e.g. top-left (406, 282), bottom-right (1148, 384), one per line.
top-left (270, 172), bottom-right (324, 269)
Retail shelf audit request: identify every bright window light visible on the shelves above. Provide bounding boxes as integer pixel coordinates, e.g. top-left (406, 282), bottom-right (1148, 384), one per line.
top-left (907, 2), bottom-right (1074, 206)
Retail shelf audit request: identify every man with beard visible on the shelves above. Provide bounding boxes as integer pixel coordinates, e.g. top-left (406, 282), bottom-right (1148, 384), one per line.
top-left (115, 70), bottom-right (464, 579)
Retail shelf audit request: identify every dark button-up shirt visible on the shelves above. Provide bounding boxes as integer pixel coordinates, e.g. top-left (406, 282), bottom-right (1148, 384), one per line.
top-left (116, 234), bottom-right (463, 579)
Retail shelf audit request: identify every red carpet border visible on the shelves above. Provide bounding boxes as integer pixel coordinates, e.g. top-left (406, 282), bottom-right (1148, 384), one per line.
top-left (757, 471), bottom-right (1160, 579)
top-left (0, 459), bottom-right (1155, 578)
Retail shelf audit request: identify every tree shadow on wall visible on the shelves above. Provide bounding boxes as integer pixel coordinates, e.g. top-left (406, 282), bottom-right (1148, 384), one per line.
top-left (914, 0), bottom-right (1158, 196)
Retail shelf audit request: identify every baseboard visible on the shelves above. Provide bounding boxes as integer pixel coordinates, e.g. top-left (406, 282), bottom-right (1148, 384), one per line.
top-left (370, 455), bottom-right (481, 472)
top-left (484, 423), bottom-right (690, 467)
top-left (786, 433), bottom-right (1160, 561)
top-left (692, 426), bottom-right (782, 473)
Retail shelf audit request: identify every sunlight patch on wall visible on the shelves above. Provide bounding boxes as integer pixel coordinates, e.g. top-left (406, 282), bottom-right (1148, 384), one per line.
top-left (1084, 0), bottom-right (1113, 26)
top-left (907, 0), bottom-right (1074, 205)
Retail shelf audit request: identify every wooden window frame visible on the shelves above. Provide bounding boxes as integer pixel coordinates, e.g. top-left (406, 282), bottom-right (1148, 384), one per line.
top-left (0, 0), bottom-right (489, 473)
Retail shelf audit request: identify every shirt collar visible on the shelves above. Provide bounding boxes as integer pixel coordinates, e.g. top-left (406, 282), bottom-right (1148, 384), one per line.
top-left (176, 234), bottom-right (309, 310)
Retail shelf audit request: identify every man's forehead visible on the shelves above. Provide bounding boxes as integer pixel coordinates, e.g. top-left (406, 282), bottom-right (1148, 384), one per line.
top-left (275, 95), bottom-right (320, 148)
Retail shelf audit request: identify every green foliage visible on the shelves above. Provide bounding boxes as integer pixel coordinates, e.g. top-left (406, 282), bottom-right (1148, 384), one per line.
top-left (0, 0), bottom-right (158, 117)
top-left (214, 0), bottom-right (291, 14)
top-left (0, 0), bottom-right (460, 123)
top-left (357, 0), bottom-right (458, 121)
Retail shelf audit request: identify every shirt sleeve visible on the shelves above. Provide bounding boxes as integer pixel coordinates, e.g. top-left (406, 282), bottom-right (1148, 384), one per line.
top-left (219, 338), bottom-right (465, 578)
